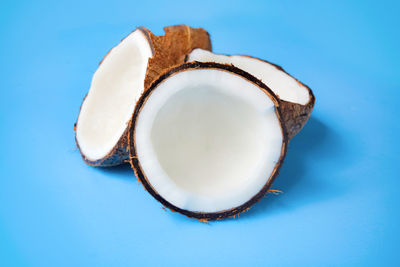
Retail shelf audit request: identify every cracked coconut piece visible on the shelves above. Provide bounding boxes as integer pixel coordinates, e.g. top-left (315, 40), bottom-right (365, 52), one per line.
top-left (75, 26), bottom-right (211, 166)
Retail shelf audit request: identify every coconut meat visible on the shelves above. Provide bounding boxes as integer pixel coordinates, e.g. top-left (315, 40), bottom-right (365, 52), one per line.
top-left (187, 49), bottom-right (310, 105)
top-left (76, 29), bottom-right (153, 161)
top-left (135, 69), bottom-right (284, 213)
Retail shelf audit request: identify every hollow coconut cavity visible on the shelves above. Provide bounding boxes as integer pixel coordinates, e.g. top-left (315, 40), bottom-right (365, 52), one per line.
top-left (187, 49), bottom-right (315, 139)
top-left (75, 26), bottom-right (211, 166)
top-left (129, 62), bottom-right (288, 220)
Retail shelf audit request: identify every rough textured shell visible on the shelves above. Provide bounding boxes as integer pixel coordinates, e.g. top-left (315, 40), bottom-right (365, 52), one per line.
top-left (256, 59), bottom-right (315, 139)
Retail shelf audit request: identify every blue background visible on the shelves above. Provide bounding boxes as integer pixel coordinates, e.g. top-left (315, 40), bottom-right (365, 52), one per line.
top-left (1, 0), bottom-right (399, 266)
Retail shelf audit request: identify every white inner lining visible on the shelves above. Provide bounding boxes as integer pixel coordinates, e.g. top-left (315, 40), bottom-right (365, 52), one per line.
top-left (135, 69), bottom-right (283, 212)
top-left (76, 30), bottom-right (153, 161)
top-left (188, 49), bottom-right (310, 105)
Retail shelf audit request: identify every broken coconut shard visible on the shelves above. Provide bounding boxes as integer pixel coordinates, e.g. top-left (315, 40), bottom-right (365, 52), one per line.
top-left (129, 62), bottom-right (289, 221)
top-left (74, 26), bottom-right (212, 167)
top-left (186, 49), bottom-right (315, 139)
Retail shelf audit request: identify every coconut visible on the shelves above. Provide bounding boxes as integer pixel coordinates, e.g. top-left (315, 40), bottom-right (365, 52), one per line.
top-left (129, 62), bottom-right (288, 220)
top-left (75, 25), bottom-right (211, 166)
top-left (186, 49), bottom-right (315, 139)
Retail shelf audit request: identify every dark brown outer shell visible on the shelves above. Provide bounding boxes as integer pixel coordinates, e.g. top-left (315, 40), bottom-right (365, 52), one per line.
top-left (128, 62), bottom-right (289, 220)
top-left (75, 25), bottom-right (212, 167)
top-left (253, 59), bottom-right (315, 139)
top-left (280, 97), bottom-right (315, 140)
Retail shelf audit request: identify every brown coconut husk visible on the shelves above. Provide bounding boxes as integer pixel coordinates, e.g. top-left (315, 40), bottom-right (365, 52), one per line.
top-left (75, 25), bottom-right (212, 167)
top-left (128, 62), bottom-right (289, 221)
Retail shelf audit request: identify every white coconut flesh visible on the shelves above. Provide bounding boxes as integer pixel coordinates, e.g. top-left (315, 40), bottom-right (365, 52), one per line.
top-left (76, 29), bottom-right (153, 161)
top-left (187, 49), bottom-right (310, 105)
top-left (135, 69), bottom-right (284, 213)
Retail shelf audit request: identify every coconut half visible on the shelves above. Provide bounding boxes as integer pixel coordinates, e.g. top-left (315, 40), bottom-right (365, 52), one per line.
top-left (75, 25), bottom-right (211, 166)
top-left (187, 49), bottom-right (315, 139)
top-left (129, 62), bottom-right (288, 220)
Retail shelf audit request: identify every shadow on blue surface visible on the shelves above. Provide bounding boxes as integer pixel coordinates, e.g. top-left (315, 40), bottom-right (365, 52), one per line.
top-left (94, 117), bottom-right (350, 222)
top-left (242, 117), bottom-right (349, 219)
top-left (97, 163), bottom-right (134, 181)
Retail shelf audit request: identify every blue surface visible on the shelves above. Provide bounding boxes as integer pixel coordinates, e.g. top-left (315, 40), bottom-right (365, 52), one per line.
top-left (1, 0), bottom-right (399, 266)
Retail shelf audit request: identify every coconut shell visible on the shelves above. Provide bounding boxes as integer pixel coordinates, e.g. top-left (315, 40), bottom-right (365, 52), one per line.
top-left (142, 25), bottom-right (212, 89)
top-left (186, 54), bottom-right (315, 140)
top-left (128, 62), bottom-right (289, 220)
top-left (255, 59), bottom-right (315, 139)
top-left (75, 25), bottom-right (212, 167)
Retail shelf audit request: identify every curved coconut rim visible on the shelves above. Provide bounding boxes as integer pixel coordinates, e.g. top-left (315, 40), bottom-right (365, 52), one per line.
top-left (239, 54), bottom-right (315, 108)
top-left (76, 26), bottom-right (213, 166)
top-left (98, 27), bottom-right (155, 66)
top-left (185, 51), bottom-right (315, 110)
top-left (74, 27), bottom-right (154, 167)
top-left (185, 50), bottom-right (316, 139)
top-left (128, 61), bottom-right (289, 220)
